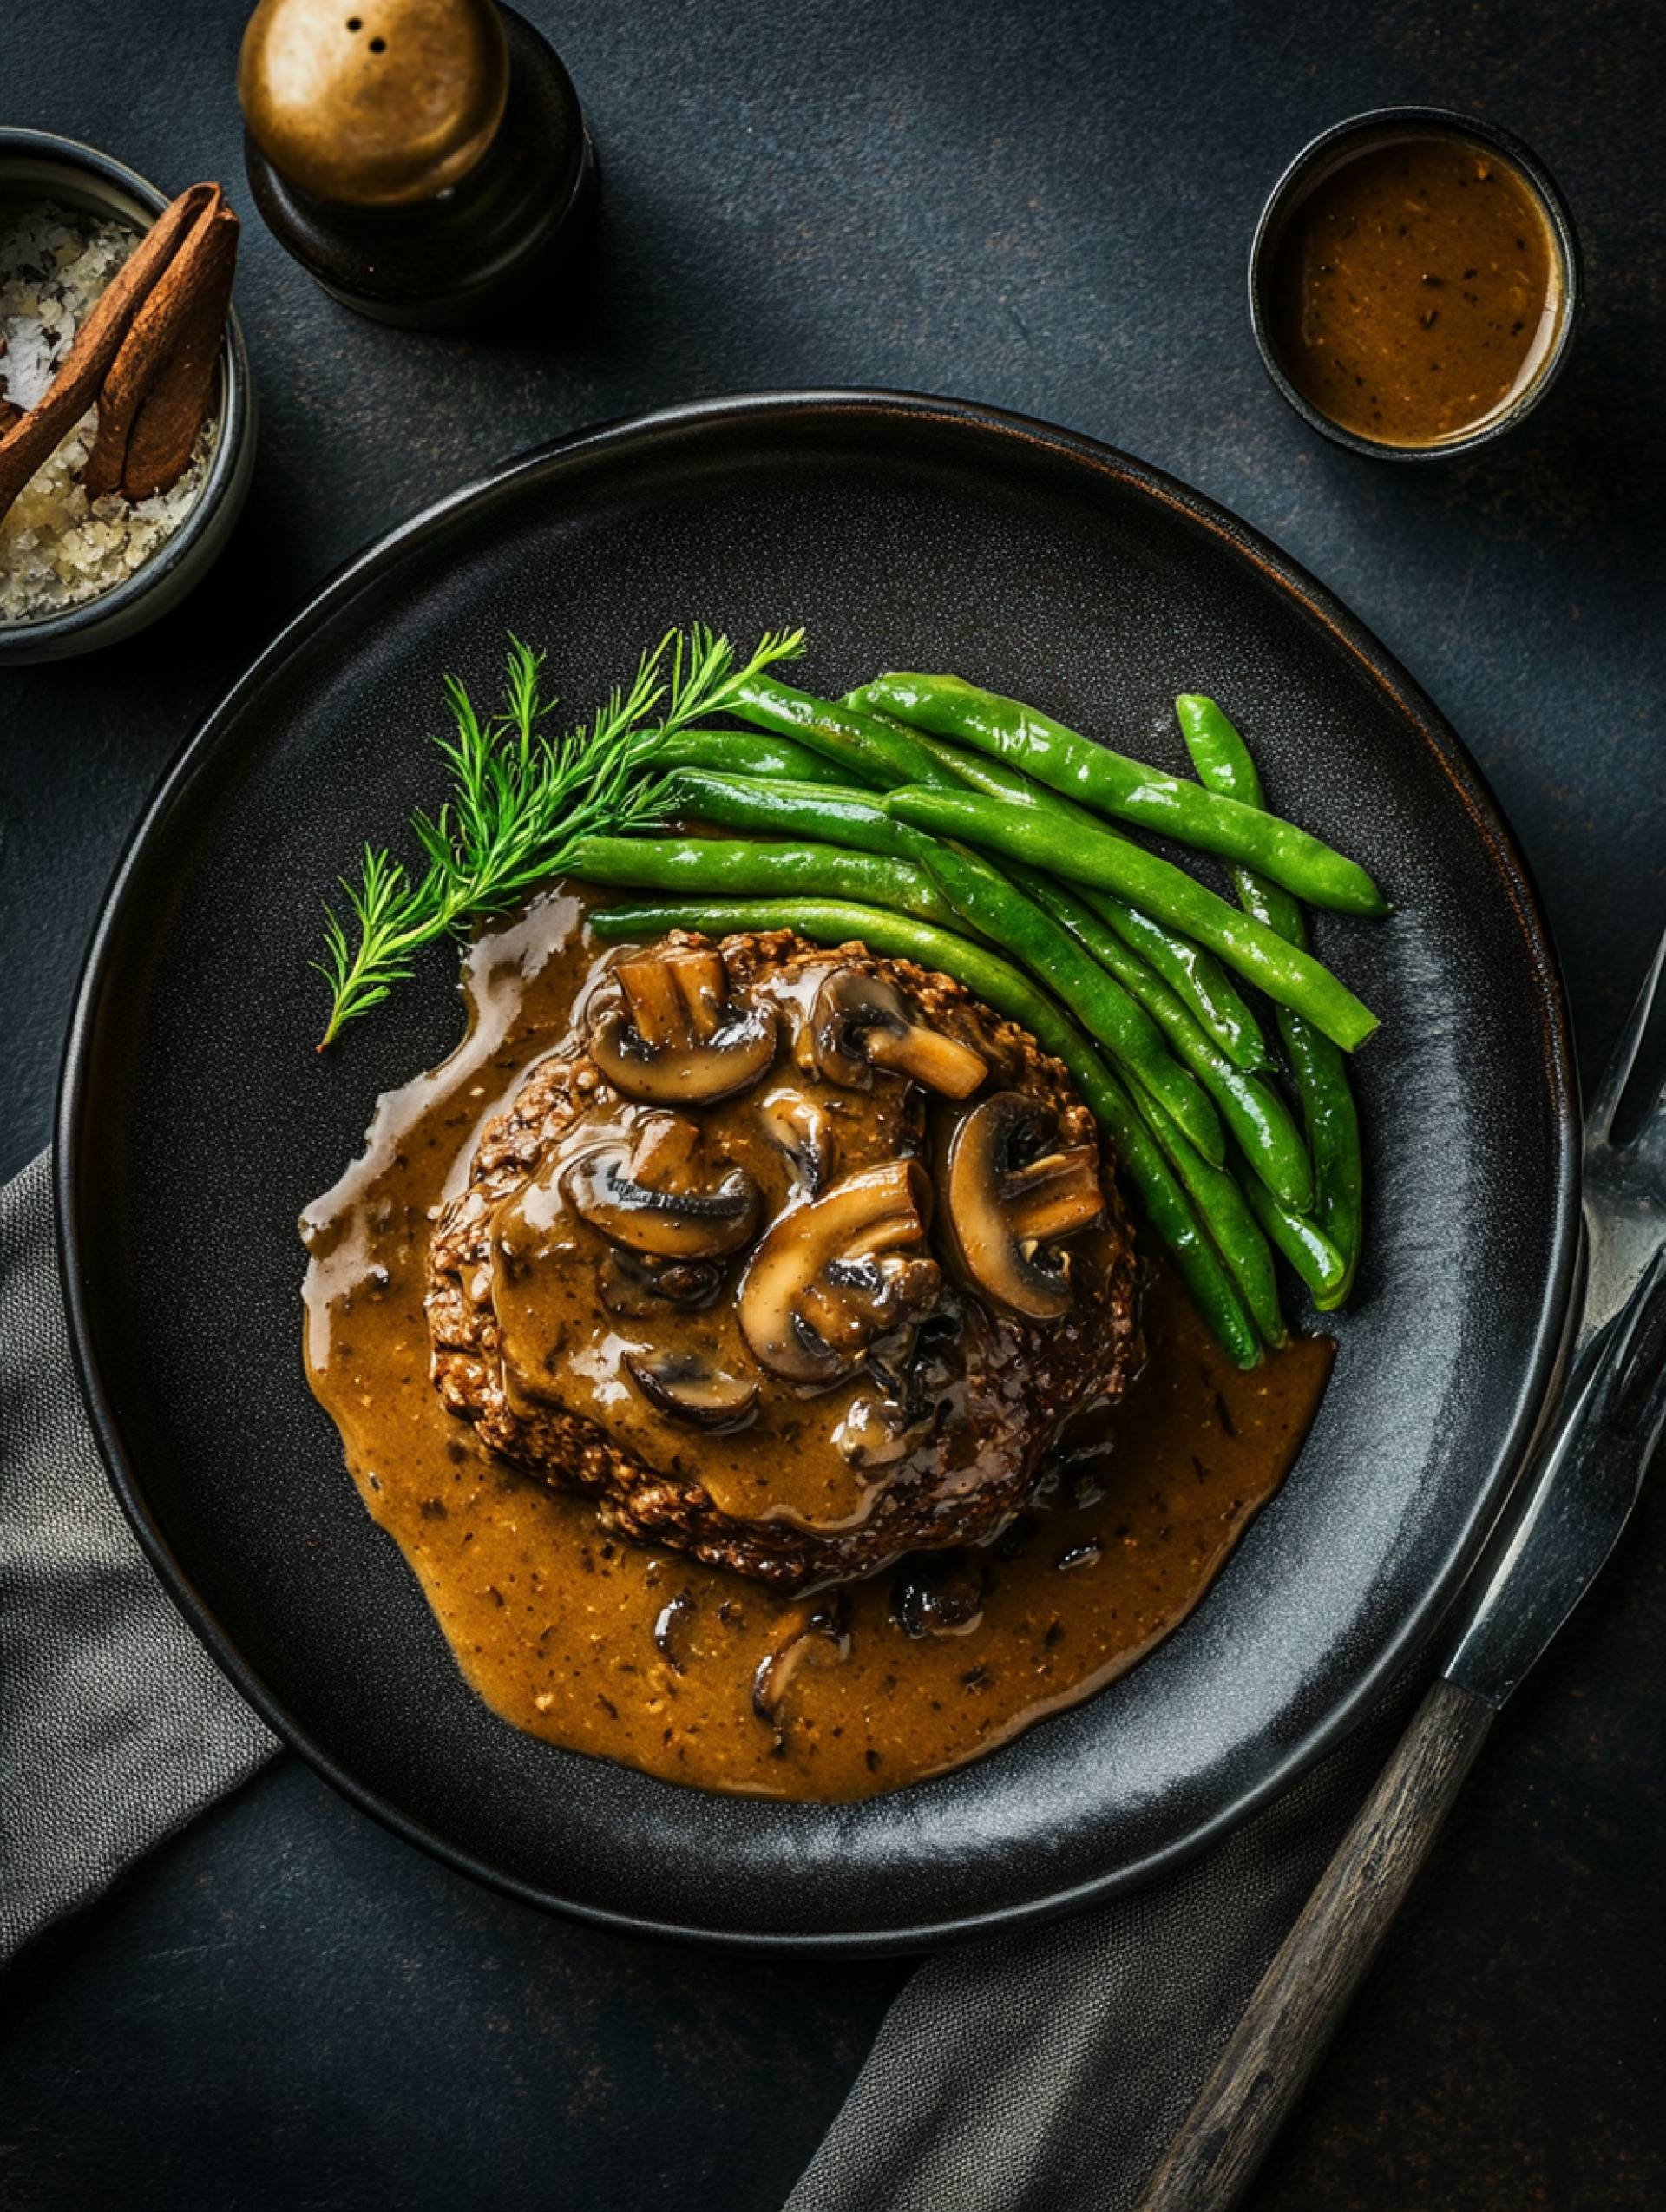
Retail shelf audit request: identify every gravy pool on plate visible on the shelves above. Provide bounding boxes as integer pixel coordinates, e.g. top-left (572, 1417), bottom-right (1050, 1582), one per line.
top-left (301, 892), bottom-right (1331, 1802)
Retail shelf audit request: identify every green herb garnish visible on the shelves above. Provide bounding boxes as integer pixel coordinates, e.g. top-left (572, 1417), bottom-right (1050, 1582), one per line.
top-left (314, 624), bottom-right (804, 1047)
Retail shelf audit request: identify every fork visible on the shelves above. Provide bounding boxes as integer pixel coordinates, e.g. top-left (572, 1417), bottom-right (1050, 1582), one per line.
top-left (1140, 926), bottom-right (1666, 2212)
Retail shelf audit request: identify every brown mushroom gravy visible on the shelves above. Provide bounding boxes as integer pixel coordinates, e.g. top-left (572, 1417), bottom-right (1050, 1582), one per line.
top-left (1265, 131), bottom-right (1565, 448)
top-left (301, 892), bottom-right (1332, 1801)
top-left (425, 922), bottom-right (1138, 1581)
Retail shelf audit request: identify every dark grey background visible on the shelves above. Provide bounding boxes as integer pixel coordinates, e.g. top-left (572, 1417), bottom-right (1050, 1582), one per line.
top-left (3, 1), bottom-right (1662, 2207)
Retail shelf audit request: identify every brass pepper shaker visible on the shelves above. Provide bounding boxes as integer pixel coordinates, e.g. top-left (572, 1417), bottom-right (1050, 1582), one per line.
top-left (239, 0), bottom-right (595, 328)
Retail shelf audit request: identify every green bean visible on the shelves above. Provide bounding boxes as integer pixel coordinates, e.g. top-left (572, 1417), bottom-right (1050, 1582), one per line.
top-left (839, 696), bottom-right (1039, 805)
top-left (856, 673), bottom-right (1388, 917)
top-left (565, 836), bottom-right (959, 930)
top-left (882, 785), bottom-right (1381, 1053)
top-left (865, 719), bottom-right (1276, 1072)
top-left (673, 707), bottom-right (1330, 1083)
top-left (1013, 866), bottom-right (1314, 1210)
top-left (642, 728), bottom-right (852, 787)
top-left (1136, 1093), bottom-right (1287, 1349)
top-left (843, 693), bottom-right (1164, 870)
top-left (908, 833), bottom-right (1226, 1162)
top-left (879, 707), bottom-right (1275, 1071)
top-left (731, 674), bottom-right (950, 789)
top-left (661, 763), bottom-right (1229, 1162)
top-left (662, 763), bottom-right (1231, 1161)
top-left (1176, 694), bottom-right (1365, 1308)
top-left (664, 771), bottom-right (910, 855)
top-left (1079, 889), bottom-right (1271, 1073)
top-left (589, 895), bottom-right (1263, 1366)
top-left (826, 692), bottom-right (1281, 1073)
top-left (1174, 699), bottom-right (1309, 937)
top-left (1277, 1014), bottom-right (1363, 1310)
top-left (1079, 1092), bottom-right (1261, 1369)
top-left (1242, 1179), bottom-right (1349, 1305)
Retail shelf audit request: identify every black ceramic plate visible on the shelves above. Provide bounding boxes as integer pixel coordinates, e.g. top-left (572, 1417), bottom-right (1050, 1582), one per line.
top-left (59, 392), bottom-right (1577, 1952)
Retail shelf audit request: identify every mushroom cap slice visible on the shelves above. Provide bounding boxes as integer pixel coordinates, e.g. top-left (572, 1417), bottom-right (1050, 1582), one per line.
top-left (561, 1113), bottom-right (760, 1259)
top-left (806, 968), bottom-right (987, 1098)
top-left (738, 1159), bottom-right (943, 1383)
top-left (751, 1595), bottom-right (849, 1724)
top-left (756, 1085), bottom-right (836, 1195)
top-left (831, 1388), bottom-right (932, 1469)
top-left (945, 1092), bottom-right (1105, 1322)
top-left (589, 947), bottom-right (777, 1106)
top-left (623, 1352), bottom-right (759, 1432)
top-left (653, 1590), bottom-right (698, 1672)
top-left (891, 1547), bottom-right (987, 1638)
top-left (596, 1249), bottom-right (723, 1317)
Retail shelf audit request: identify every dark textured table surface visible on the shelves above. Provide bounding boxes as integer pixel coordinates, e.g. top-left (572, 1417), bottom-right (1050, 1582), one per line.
top-left (3, 3), bottom-right (1663, 2207)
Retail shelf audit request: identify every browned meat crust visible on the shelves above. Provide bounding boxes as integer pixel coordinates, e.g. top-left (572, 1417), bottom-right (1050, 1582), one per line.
top-left (428, 929), bottom-right (1139, 1588)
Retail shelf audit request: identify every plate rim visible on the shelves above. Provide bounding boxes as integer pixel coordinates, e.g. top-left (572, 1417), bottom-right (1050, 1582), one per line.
top-left (55, 388), bottom-right (1582, 1953)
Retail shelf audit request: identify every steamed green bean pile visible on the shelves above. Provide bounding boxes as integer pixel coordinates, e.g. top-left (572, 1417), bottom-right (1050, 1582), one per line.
top-left (578, 657), bottom-right (1378, 1366)
top-left (319, 626), bottom-right (1375, 1365)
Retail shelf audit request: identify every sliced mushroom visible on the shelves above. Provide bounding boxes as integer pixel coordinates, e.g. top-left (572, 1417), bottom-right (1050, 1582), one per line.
top-left (757, 1086), bottom-right (835, 1195)
top-left (738, 1160), bottom-right (943, 1382)
top-left (561, 1112), bottom-right (760, 1259)
top-left (861, 1329), bottom-right (922, 1408)
top-left (805, 968), bottom-right (987, 1097)
top-left (588, 947), bottom-right (777, 1105)
top-left (596, 1249), bottom-right (723, 1318)
top-left (832, 1388), bottom-right (931, 1470)
top-left (795, 1257), bottom-right (940, 1362)
top-left (890, 1548), bottom-right (987, 1638)
top-left (653, 1591), bottom-right (697, 1672)
top-left (945, 1092), bottom-right (1105, 1322)
top-left (751, 1594), bottom-right (849, 1725)
top-left (624, 1351), bottom-right (759, 1431)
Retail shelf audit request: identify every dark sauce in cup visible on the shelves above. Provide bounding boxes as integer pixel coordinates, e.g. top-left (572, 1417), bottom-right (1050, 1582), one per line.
top-left (1264, 133), bottom-right (1566, 450)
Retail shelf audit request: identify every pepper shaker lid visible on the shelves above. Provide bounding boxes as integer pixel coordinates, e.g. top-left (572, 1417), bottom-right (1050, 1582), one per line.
top-left (238, 0), bottom-right (595, 329)
top-left (239, 0), bottom-right (510, 205)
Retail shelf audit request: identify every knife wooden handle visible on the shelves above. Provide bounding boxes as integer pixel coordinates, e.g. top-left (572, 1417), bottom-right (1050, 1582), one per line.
top-left (1138, 1677), bottom-right (1495, 2212)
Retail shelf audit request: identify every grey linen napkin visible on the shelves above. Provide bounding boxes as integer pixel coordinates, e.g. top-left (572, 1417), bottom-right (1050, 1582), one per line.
top-left (787, 1677), bottom-right (1421, 2212)
top-left (0, 1152), bottom-right (276, 1963)
top-left (4, 1135), bottom-right (1417, 2206)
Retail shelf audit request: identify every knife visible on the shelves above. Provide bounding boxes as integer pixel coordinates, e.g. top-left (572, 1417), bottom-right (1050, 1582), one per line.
top-left (1139, 928), bottom-right (1666, 2212)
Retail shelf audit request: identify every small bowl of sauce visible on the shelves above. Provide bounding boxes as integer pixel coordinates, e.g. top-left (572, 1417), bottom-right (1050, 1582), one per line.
top-left (1250, 108), bottom-right (1580, 459)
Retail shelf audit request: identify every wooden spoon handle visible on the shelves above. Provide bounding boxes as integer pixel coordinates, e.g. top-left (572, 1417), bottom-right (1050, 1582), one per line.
top-left (1138, 1677), bottom-right (1495, 2211)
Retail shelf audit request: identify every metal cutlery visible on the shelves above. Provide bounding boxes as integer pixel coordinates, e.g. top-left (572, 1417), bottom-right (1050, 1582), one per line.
top-left (1141, 925), bottom-right (1666, 2211)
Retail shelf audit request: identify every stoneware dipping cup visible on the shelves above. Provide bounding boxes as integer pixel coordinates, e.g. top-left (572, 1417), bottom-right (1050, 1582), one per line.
top-left (0, 128), bottom-right (256, 663)
top-left (1248, 106), bottom-right (1583, 463)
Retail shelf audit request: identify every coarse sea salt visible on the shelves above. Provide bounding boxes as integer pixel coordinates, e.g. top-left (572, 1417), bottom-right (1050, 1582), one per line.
top-left (0, 200), bottom-right (217, 627)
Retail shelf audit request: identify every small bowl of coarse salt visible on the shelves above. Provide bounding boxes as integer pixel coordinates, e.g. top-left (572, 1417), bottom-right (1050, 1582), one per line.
top-left (0, 128), bottom-right (254, 663)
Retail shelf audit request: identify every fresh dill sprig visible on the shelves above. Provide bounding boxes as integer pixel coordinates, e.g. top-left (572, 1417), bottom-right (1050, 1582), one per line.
top-left (314, 623), bottom-right (805, 1049)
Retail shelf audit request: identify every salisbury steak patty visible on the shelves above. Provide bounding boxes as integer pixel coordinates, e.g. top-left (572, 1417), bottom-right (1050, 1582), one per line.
top-left (428, 929), bottom-right (1138, 1587)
